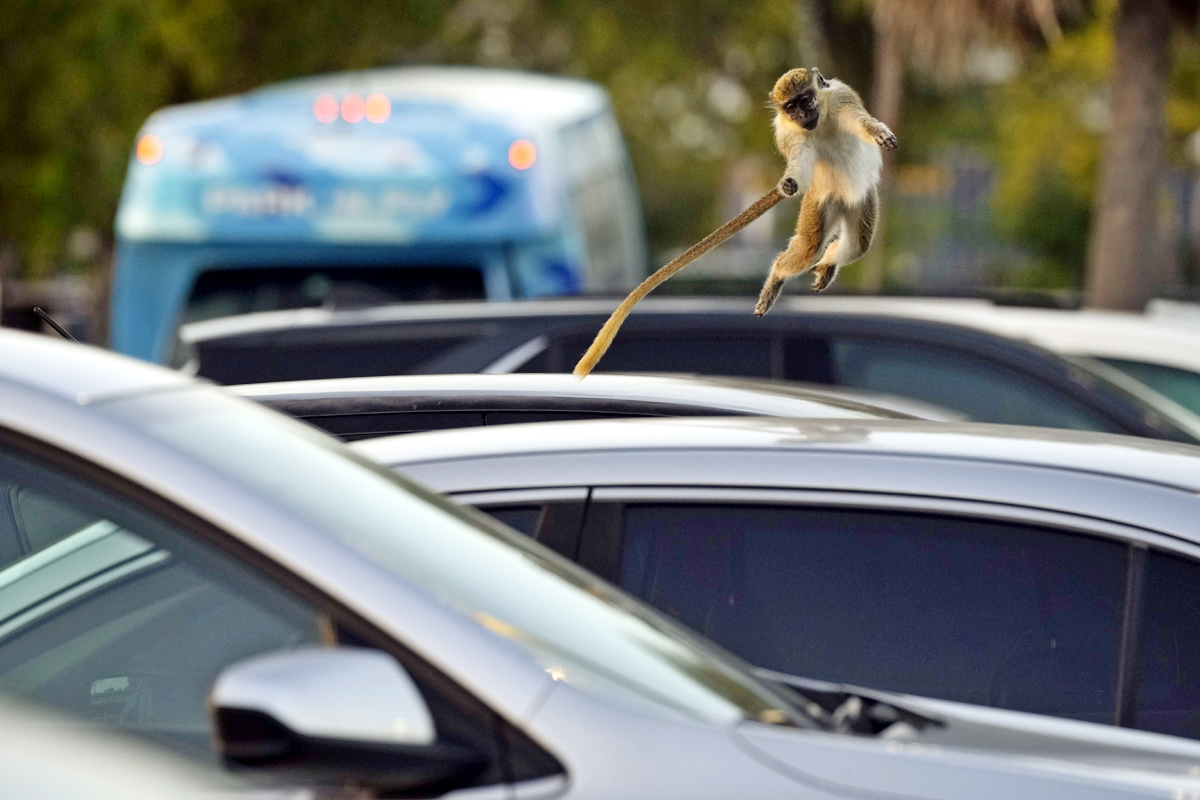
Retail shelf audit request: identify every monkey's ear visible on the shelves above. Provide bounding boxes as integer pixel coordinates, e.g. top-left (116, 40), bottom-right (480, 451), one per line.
top-left (816, 72), bottom-right (830, 89)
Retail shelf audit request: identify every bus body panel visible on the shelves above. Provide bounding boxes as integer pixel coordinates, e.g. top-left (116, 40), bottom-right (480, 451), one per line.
top-left (112, 67), bottom-right (646, 361)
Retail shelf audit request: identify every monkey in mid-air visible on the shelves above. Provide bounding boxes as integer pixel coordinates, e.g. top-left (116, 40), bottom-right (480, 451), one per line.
top-left (755, 66), bottom-right (896, 316)
top-left (573, 67), bottom-right (895, 379)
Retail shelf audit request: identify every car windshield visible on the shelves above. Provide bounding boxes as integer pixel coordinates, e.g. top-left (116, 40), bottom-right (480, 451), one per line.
top-left (1097, 357), bottom-right (1200, 417)
top-left (102, 387), bottom-right (801, 728)
top-left (1067, 357), bottom-right (1200, 443)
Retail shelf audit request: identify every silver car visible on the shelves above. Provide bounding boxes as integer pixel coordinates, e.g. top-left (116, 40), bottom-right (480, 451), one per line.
top-left (357, 415), bottom-right (1200, 749)
top-left (2, 327), bottom-right (1200, 799)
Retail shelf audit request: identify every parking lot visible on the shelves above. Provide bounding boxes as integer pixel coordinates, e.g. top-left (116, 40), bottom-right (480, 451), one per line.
top-left (10, 3), bottom-right (1200, 797)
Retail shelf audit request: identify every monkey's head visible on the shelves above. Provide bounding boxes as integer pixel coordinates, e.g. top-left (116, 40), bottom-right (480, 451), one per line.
top-left (772, 67), bottom-right (829, 131)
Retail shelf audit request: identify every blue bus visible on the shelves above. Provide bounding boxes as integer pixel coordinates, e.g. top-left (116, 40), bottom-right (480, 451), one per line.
top-left (112, 67), bottom-right (647, 362)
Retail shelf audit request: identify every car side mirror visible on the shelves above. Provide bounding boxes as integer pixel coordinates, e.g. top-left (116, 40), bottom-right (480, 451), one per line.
top-left (210, 646), bottom-right (485, 794)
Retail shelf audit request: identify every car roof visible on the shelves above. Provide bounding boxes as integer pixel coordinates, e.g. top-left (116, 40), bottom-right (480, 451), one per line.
top-left (229, 372), bottom-right (916, 420)
top-left (355, 415), bottom-right (1200, 495)
top-left (177, 296), bottom-right (756, 341)
top-left (0, 329), bottom-right (189, 405)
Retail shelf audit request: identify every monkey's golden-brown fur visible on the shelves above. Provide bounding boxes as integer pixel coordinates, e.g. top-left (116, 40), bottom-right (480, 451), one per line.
top-left (573, 67), bottom-right (894, 378)
top-left (756, 67), bottom-right (895, 315)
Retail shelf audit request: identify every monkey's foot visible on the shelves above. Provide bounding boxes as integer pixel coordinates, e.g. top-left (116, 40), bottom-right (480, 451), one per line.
top-left (810, 265), bottom-right (837, 293)
top-left (755, 281), bottom-right (784, 316)
top-left (876, 131), bottom-right (898, 151)
top-left (779, 177), bottom-right (799, 197)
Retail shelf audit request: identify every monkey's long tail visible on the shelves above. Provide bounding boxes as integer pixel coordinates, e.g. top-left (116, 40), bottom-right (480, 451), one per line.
top-left (573, 186), bottom-right (786, 378)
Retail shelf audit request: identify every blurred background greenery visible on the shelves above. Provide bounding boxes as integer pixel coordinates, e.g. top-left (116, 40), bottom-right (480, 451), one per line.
top-left (2, 0), bottom-right (1199, 310)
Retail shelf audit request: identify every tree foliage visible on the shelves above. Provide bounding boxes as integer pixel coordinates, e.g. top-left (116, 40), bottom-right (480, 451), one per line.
top-left (0, 0), bottom-right (826, 277)
top-left (5, 0), bottom-right (1200, 302)
top-left (0, 0), bottom-right (444, 275)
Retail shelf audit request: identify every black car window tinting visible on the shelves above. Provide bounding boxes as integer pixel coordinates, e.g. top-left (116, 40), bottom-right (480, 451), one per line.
top-left (480, 506), bottom-right (545, 539)
top-left (619, 504), bottom-right (1126, 725)
top-left (830, 338), bottom-right (1119, 431)
top-left (552, 334), bottom-right (774, 378)
top-left (1133, 551), bottom-right (1200, 739)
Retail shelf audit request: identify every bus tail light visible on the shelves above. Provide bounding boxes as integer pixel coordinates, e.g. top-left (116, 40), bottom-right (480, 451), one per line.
top-left (508, 139), bottom-right (536, 170)
top-left (136, 135), bottom-right (164, 165)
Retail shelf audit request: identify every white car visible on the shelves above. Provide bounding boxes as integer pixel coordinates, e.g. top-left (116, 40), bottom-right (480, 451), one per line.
top-left (4, 327), bottom-right (1200, 798)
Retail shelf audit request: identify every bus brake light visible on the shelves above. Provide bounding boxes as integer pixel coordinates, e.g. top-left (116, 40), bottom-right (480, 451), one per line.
top-left (341, 94), bottom-right (365, 123)
top-left (313, 94), bottom-right (338, 123)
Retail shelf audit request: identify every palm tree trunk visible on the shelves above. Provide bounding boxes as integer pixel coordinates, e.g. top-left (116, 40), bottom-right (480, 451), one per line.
top-left (1083, 0), bottom-right (1171, 310)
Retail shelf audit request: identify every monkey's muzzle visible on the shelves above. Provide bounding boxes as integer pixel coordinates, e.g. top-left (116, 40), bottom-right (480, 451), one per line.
top-left (790, 96), bottom-right (820, 130)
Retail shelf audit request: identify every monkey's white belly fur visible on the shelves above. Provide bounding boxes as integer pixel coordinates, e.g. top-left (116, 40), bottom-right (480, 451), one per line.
top-left (808, 132), bottom-right (881, 205)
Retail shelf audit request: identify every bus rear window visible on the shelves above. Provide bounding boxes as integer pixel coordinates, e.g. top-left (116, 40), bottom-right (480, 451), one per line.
top-left (182, 266), bottom-right (486, 324)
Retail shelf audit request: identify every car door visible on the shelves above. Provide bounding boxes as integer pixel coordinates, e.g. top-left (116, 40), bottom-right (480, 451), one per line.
top-left (0, 430), bottom-right (556, 790)
top-left (565, 486), bottom-right (1200, 733)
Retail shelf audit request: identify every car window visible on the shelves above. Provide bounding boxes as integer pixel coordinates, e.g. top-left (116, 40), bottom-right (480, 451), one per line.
top-left (10, 486), bottom-right (99, 552)
top-left (618, 504), bottom-right (1127, 724)
top-left (1098, 358), bottom-right (1200, 417)
top-left (0, 454), bottom-right (324, 760)
top-left (830, 338), bottom-right (1121, 431)
top-left (1133, 551), bottom-right (1200, 739)
top-left (480, 505), bottom-right (545, 538)
top-left (550, 334), bottom-right (774, 378)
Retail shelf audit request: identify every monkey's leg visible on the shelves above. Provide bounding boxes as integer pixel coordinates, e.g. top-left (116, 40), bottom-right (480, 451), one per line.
top-left (810, 236), bottom-right (842, 292)
top-left (811, 190), bottom-right (878, 293)
top-left (755, 193), bottom-right (825, 316)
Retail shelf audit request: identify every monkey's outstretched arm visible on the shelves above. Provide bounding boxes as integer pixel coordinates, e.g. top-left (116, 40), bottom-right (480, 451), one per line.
top-left (783, 144), bottom-right (818, 195)
top-left (838, 104), bottom-right (897, 150)
top-left (573, 183), bottom-right (789, 379)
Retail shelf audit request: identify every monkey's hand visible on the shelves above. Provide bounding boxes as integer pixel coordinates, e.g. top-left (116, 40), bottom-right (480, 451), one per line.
top-left (779, 177), bottom-right (799, 197)
top-left (875, 129), bottom-right (898, 151)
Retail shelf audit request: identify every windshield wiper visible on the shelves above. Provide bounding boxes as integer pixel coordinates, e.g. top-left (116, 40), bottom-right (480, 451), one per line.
top-left (752, 667), bottom-right (942, 736)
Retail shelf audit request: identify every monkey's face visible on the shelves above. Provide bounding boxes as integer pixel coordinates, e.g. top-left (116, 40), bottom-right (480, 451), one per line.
top-left (772, 67), bottom-right (829, 131)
